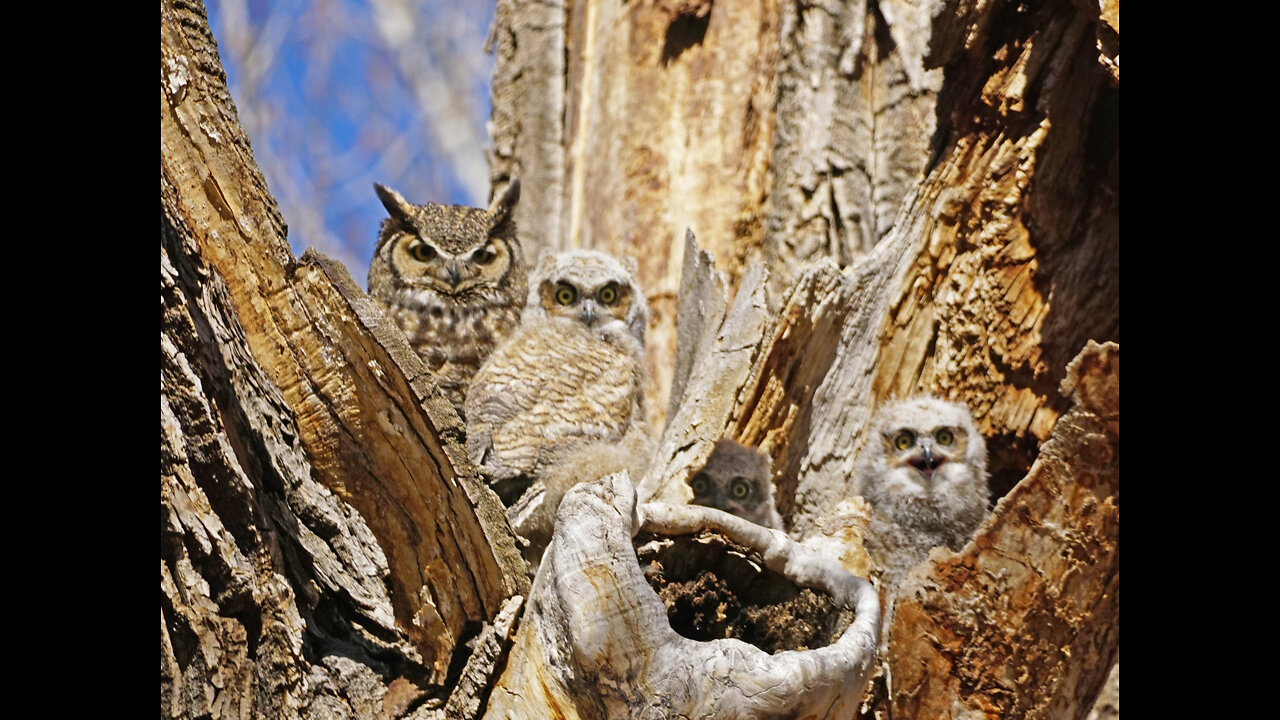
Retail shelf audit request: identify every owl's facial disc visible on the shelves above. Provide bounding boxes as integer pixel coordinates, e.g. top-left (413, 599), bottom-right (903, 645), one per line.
top-left (398, 235), bottom-right (507, 295)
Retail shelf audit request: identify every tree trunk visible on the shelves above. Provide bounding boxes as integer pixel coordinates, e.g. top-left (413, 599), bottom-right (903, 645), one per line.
top-left (162, 0), bottom-right (1117, 716)
top-left (162, 1), bottom-right (526, 714)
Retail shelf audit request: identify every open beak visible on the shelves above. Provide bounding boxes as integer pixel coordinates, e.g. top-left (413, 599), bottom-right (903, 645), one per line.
top-left (908, 440), bottom-right (945, 480)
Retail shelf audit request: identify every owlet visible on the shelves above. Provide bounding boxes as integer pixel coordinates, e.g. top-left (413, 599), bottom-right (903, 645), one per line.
top-left (465, 249), bottom-right (653, 560)
top-left (853, 396), bottom-right (990, 589)
top-left (687, 438), bottom-right (784, 530)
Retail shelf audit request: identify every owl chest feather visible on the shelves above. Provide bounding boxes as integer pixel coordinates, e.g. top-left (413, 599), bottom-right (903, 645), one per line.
top-left (383, 291), bottom-right (515, 350)
top-left (378, 290), bottom-right (522, 411)
top-left (467, 324), bottom-right (644, 477)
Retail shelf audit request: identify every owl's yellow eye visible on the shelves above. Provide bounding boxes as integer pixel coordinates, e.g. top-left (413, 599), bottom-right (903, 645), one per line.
top-left (690, 472), bottom-right (710, 495)
top-left (730, 478), bottom-right (751, 500)
top-left (555, 284), bottom-right (578, 305)
top-left (934, 428), bottom-right (955, 446)
top-left (893, 431), bottom-right (915, 451)
top-left (409, 242), bottom-right (436, 262)
top-left (598, 283), bottom-right (619, 305)
top-left (471, 245), bottom-right (497, 264)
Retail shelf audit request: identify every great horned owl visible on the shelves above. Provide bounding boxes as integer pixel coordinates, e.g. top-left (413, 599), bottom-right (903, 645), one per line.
top-left (465, 249), bottom-right (653, 555)
top-left (687, 438), bottom-right (784, 530)
top-left (367, 180), bottom-right (524, 417)
top-left (854, 396), bottom-right (990, 589)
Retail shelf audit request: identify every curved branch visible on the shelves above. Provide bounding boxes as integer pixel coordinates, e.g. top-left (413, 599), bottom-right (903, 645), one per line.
top-left (486, 473), bottom-right (879, 719)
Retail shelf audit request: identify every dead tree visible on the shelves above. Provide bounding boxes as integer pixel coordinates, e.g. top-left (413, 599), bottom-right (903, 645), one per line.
top-left (161, 0), bottom-right (1117, 717)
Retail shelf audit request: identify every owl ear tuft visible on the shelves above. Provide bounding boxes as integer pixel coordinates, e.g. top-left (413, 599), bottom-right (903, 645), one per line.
top-left (488, 179), bottom-right (521, 230)
top-left (374, 183), bottom-right (414, 221)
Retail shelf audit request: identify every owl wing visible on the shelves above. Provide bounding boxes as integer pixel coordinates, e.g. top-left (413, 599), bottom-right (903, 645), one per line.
top-left (464, 335), bottom-right (536, 482)
top-left (528, 336), bottom-right (640, 440)
top-left (466, 326), bottom-right (642, 481)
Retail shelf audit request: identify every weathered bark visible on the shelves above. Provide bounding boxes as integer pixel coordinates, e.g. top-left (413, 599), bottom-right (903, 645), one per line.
top-left (489, 0), bottom-right (1118, 715)
top-left (162, 1), bottom-right (526, 715)
top-left (486, 473), bottom-right (881, 719)
top-left (163, 0), bottom-right (1117, 716)
top-left (766, 0), bottom-right (942, 296)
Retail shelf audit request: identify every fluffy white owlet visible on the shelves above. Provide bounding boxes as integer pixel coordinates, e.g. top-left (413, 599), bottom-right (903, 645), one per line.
top-left (853, 396), bottom-right (990, 588)
top-left (465, 249), bottom-right (653, 558)
top-left (687, 438), bottom-right (784, 530)
top-left (367, 180), bottom-right (524, 417)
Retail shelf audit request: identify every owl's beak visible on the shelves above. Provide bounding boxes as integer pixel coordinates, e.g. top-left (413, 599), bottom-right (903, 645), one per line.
top-left (909, 441), bottom-right (945, 479)
top-left (580, 300), bottom-right (598, 326)
top-left (448, 262), bottom-right (461, 288)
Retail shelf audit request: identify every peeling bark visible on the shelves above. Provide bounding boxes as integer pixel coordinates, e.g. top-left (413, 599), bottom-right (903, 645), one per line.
top-left (484, 473), bottom-right (881, 719)
top-left (163, 0), bottom-right (1117, 715)
top-left (766, 0), bottom-right (942, 300)
top-left (162, 1), bottom-right (526, 716)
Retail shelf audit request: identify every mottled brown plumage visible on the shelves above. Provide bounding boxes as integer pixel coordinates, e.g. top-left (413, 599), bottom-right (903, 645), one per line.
top-left (367, 180), bottom-right (525, 417)
top-left (465, 249), bottom-right (652, 524)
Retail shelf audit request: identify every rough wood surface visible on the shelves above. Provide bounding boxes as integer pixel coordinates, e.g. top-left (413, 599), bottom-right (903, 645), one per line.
top-left (163, 0), bottom-right (1118, 714)
top-left (484, 473), bottom-right (881, 719)
top-left (164, 202), bottom-right (369, 719)
top-left (882, 341), bottom-right (1118, 719)
top-left (490, 0), bottom-right (785, 435)
top-left (162, 2), bottom-right (526, 715)
top-left (765, 0), bottom-right (942, 299)
top-left (665, 229), bottom-right (727, 424)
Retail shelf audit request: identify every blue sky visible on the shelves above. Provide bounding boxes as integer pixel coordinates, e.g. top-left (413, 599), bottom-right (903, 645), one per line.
top-left (205, 0), bottom-right (496, 283)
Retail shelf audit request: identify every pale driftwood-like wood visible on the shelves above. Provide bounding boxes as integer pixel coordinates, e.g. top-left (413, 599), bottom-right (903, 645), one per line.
top-left (638, 259), bottom-right (768, 506)
top-left (164, 0), bottom-right (1118, 714)
top-left (162, 1), bottom-right (526, 715)
top-left (766, 0), bottom-right (942, 299)
top-left (883, 341), bottom-right (1118, 718)
top-left (487, 0), bottom-right (566, 248)
top-left (484, 472), bottom-right (880, 719)
top-left (665, 229), bottom-right (728, 425)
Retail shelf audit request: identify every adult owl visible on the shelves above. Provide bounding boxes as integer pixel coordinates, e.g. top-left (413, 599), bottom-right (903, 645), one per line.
top-left (367, 180), bottom-right (524, 417)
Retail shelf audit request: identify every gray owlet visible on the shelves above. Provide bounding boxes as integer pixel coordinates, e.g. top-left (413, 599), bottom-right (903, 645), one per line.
top-left (853, 396), bottom-right (990, 589)
top-left (367, 180), bottom-right (525, 417)
top-left (465, 250), bottom-right (653, 557)
top-left (688, 438), bottom-right (784, 530)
